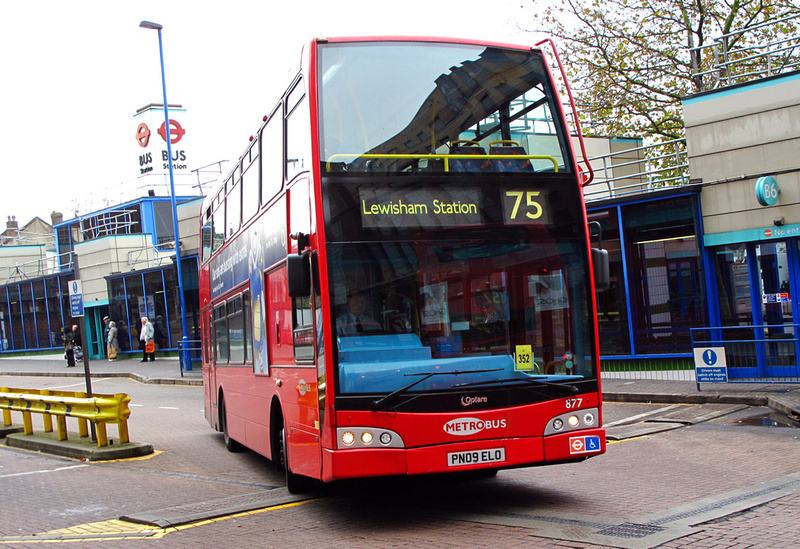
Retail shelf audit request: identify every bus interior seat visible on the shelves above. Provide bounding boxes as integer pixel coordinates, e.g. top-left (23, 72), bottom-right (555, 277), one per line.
top-left (449, 140), bottom-right (491, 172)
top-left (489, 140), bottom-right (534, 172)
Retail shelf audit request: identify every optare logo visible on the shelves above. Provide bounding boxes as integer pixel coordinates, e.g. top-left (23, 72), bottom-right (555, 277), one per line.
top-left (461, 395), bottom-right (488, 407)
top-left (443, 417), bottom-right (507, 436)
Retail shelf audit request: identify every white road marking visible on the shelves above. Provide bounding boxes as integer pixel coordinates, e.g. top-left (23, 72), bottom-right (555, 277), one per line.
top-left (0, 464), bottom-right (89, 479)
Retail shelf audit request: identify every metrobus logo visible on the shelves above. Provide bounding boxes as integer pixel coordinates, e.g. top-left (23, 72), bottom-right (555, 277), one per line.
top-left (443, 417), bottom-right (507, 436)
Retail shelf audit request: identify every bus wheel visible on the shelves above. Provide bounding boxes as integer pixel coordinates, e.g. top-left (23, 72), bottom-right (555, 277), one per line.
top-left (280, 423), bottom-right (313, 494)
top-left (220, 395), bottom-right (243, 452)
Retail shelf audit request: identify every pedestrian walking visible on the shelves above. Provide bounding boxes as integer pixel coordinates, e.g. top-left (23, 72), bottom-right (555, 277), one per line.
top-left (140, 317), bottom-right (156, 362)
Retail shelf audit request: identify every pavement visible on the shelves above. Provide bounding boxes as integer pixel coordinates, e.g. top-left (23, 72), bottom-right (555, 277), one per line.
top-left (0, 353), bottom-right (201, 460)
top-left (0, 352), bottom-right (203, 386)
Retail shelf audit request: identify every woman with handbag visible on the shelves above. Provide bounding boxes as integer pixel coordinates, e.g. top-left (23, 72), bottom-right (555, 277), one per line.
top-left (140, 317), bottom-right (156, 362)
top-left (107, 321), bottom-right (119, 361)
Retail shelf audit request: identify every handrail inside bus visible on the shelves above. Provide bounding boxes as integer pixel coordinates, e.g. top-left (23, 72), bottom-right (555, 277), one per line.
top-left (325, 153), bottom-right (559, 173)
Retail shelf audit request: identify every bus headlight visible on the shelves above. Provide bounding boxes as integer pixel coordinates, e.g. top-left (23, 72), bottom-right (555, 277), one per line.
top-left (543, 407), bottom-right (601, 436)
top-left (337, 427), bottom-right (405, 449)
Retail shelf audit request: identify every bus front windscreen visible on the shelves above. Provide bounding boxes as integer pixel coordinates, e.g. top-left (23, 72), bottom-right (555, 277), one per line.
top-left (318, 41), bottom-right (571, 175)
top-left (324, 178), bottom-right (597, 409)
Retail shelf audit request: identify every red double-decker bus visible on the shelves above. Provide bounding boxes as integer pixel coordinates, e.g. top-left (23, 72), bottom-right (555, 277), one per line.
top-left (200, 36), bottom-right (609, 492)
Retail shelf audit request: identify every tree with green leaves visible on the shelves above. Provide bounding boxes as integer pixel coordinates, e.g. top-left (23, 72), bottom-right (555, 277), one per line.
top-left (532, 0), bottom-right (800, 140)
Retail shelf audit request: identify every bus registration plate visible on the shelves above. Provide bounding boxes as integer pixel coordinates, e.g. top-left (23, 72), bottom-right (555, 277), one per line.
top-left (447, 448), bottom-right (505, 467)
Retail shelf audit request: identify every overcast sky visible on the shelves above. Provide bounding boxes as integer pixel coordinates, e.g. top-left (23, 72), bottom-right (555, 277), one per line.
top-left (0, 1), bottom-right (544, 230)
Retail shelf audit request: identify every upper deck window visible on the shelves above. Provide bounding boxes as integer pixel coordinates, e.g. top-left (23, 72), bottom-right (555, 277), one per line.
top-left (318, 42), bottom-right (570, 175)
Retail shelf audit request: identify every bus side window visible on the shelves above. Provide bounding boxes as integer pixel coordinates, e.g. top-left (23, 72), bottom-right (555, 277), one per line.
top-left (242, 145), bottom-right (259, 224)
top-left (261, 107), bottom-right (283, 206)
top-left (214, 303), bottom-right (228, 364)
top-left (292, 293), bottom-right (314, 364)
top-left (286, 93), bottom-right (310, 182)
top-left (201, 211), bottom-right (212, 263)
top-left (228, 296), bottom-right (245, 364)
top-left (291, 255), bottom-right (315, 364)
top-left (243, 289), bottom-right (252, 364)
top-left (212, 195), bottom-right (225, 253)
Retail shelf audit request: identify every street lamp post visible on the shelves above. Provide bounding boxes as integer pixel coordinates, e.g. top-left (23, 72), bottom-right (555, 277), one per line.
top-left (139, 20), bottom-right (191, 374)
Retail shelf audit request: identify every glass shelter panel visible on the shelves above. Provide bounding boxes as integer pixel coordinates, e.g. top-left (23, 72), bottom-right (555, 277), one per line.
top-left (714, 244), bottom-right (753, 327)
top-left (588, 208), bottom-right (629, 355)
top-left (20, 284), bottom-right (36, 348)
top-left (125, 275), bottom-right (144, 347)
top-left (45, 278), bottom-right (62, 348)
top-left (109, 278), bottom-right (132, 352)
top-left (33, 280), bottom-right (49, 348)
top-left (622, 197), bottom-right (703, 354)
top-left (8, 286), bottom-right (23, 350)
top-left (0, 290), bottom-right (10, 350)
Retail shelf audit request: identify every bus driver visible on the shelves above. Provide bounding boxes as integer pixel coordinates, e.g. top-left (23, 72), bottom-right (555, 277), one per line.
top-left (336, 290), bottom-right (381, 336)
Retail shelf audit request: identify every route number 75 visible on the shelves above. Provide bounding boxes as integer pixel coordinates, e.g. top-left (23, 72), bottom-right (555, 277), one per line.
top-left (506, 191), bottom-right (543, 220)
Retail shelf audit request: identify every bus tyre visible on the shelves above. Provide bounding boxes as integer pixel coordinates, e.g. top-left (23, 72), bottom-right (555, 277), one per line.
top-left (280, 423), bottom-right (313, 494)
top-left (220, 395), bottom-right (243, 452)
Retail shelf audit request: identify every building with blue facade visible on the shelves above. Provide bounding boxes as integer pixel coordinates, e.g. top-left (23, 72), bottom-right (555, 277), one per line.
top-left (0, 195), bottom-right (202, 360)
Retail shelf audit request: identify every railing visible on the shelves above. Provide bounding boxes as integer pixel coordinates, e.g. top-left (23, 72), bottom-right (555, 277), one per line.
top-left (0, 388), bottom-right (132, 447)
top-left (690, 14), bottom-right (800, 92)
top-left (0, 238), bottom-right (182, 284)
top-left (691, 325), bottom-right (800, 384)
top-left (583, 138), bottom-right (690, 202)
top-left (325, 153), bottom-right (559, 172)
top-left (0, 250), bottom-right (72, 285)
top-left (69, 172), bottom-right (204, 220)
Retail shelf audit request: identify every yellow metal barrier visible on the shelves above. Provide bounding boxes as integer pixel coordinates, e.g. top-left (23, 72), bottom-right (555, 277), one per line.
top-left (326, 153), bottom-right (559, 172)
top-left (0, 387), bottom-right (131, 448)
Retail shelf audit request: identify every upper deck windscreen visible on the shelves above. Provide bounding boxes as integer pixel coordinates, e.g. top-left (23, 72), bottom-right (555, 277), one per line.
top-left (318, 41), bottom-right (570, 175)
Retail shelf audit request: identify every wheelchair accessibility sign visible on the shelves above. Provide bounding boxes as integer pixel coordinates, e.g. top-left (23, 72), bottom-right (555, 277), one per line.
top-left (693, 347), bottom-right (728, 383)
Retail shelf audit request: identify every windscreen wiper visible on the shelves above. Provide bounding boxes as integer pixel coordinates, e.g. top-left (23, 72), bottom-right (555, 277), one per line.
top-left (452, 376), bottom-right (579, 394)
top-left (372, 368), bottom-right (504, 410)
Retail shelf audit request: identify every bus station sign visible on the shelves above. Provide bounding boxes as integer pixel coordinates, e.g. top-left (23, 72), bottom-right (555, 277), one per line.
top-left (133, 104), bottom-right (190, 177)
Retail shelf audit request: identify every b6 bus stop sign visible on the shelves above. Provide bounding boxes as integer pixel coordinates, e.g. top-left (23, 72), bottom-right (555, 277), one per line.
top-left (694, 347), bottom-right (728, 383)
top-left (68, 280), bottom-right (84, 318)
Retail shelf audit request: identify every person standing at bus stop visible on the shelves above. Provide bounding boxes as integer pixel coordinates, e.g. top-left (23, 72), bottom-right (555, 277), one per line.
top-left (140, 316), bottom-right (155, 362)
top-left (63, 325), bottom-right (77, 367)
top-left (107, 321), bottom-right (119, 361)
top-left (102, 316), bottom-right (111, 353)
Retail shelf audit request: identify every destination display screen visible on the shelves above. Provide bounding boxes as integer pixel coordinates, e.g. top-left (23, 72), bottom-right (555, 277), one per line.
top-left (350, 184), bottom-right (551, 232)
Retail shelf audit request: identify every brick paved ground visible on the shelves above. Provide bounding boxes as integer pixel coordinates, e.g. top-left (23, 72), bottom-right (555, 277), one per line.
top-left (2, 364), bottom-right (799, 549)
top-left (657, 492), bottom-right (800, 549)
